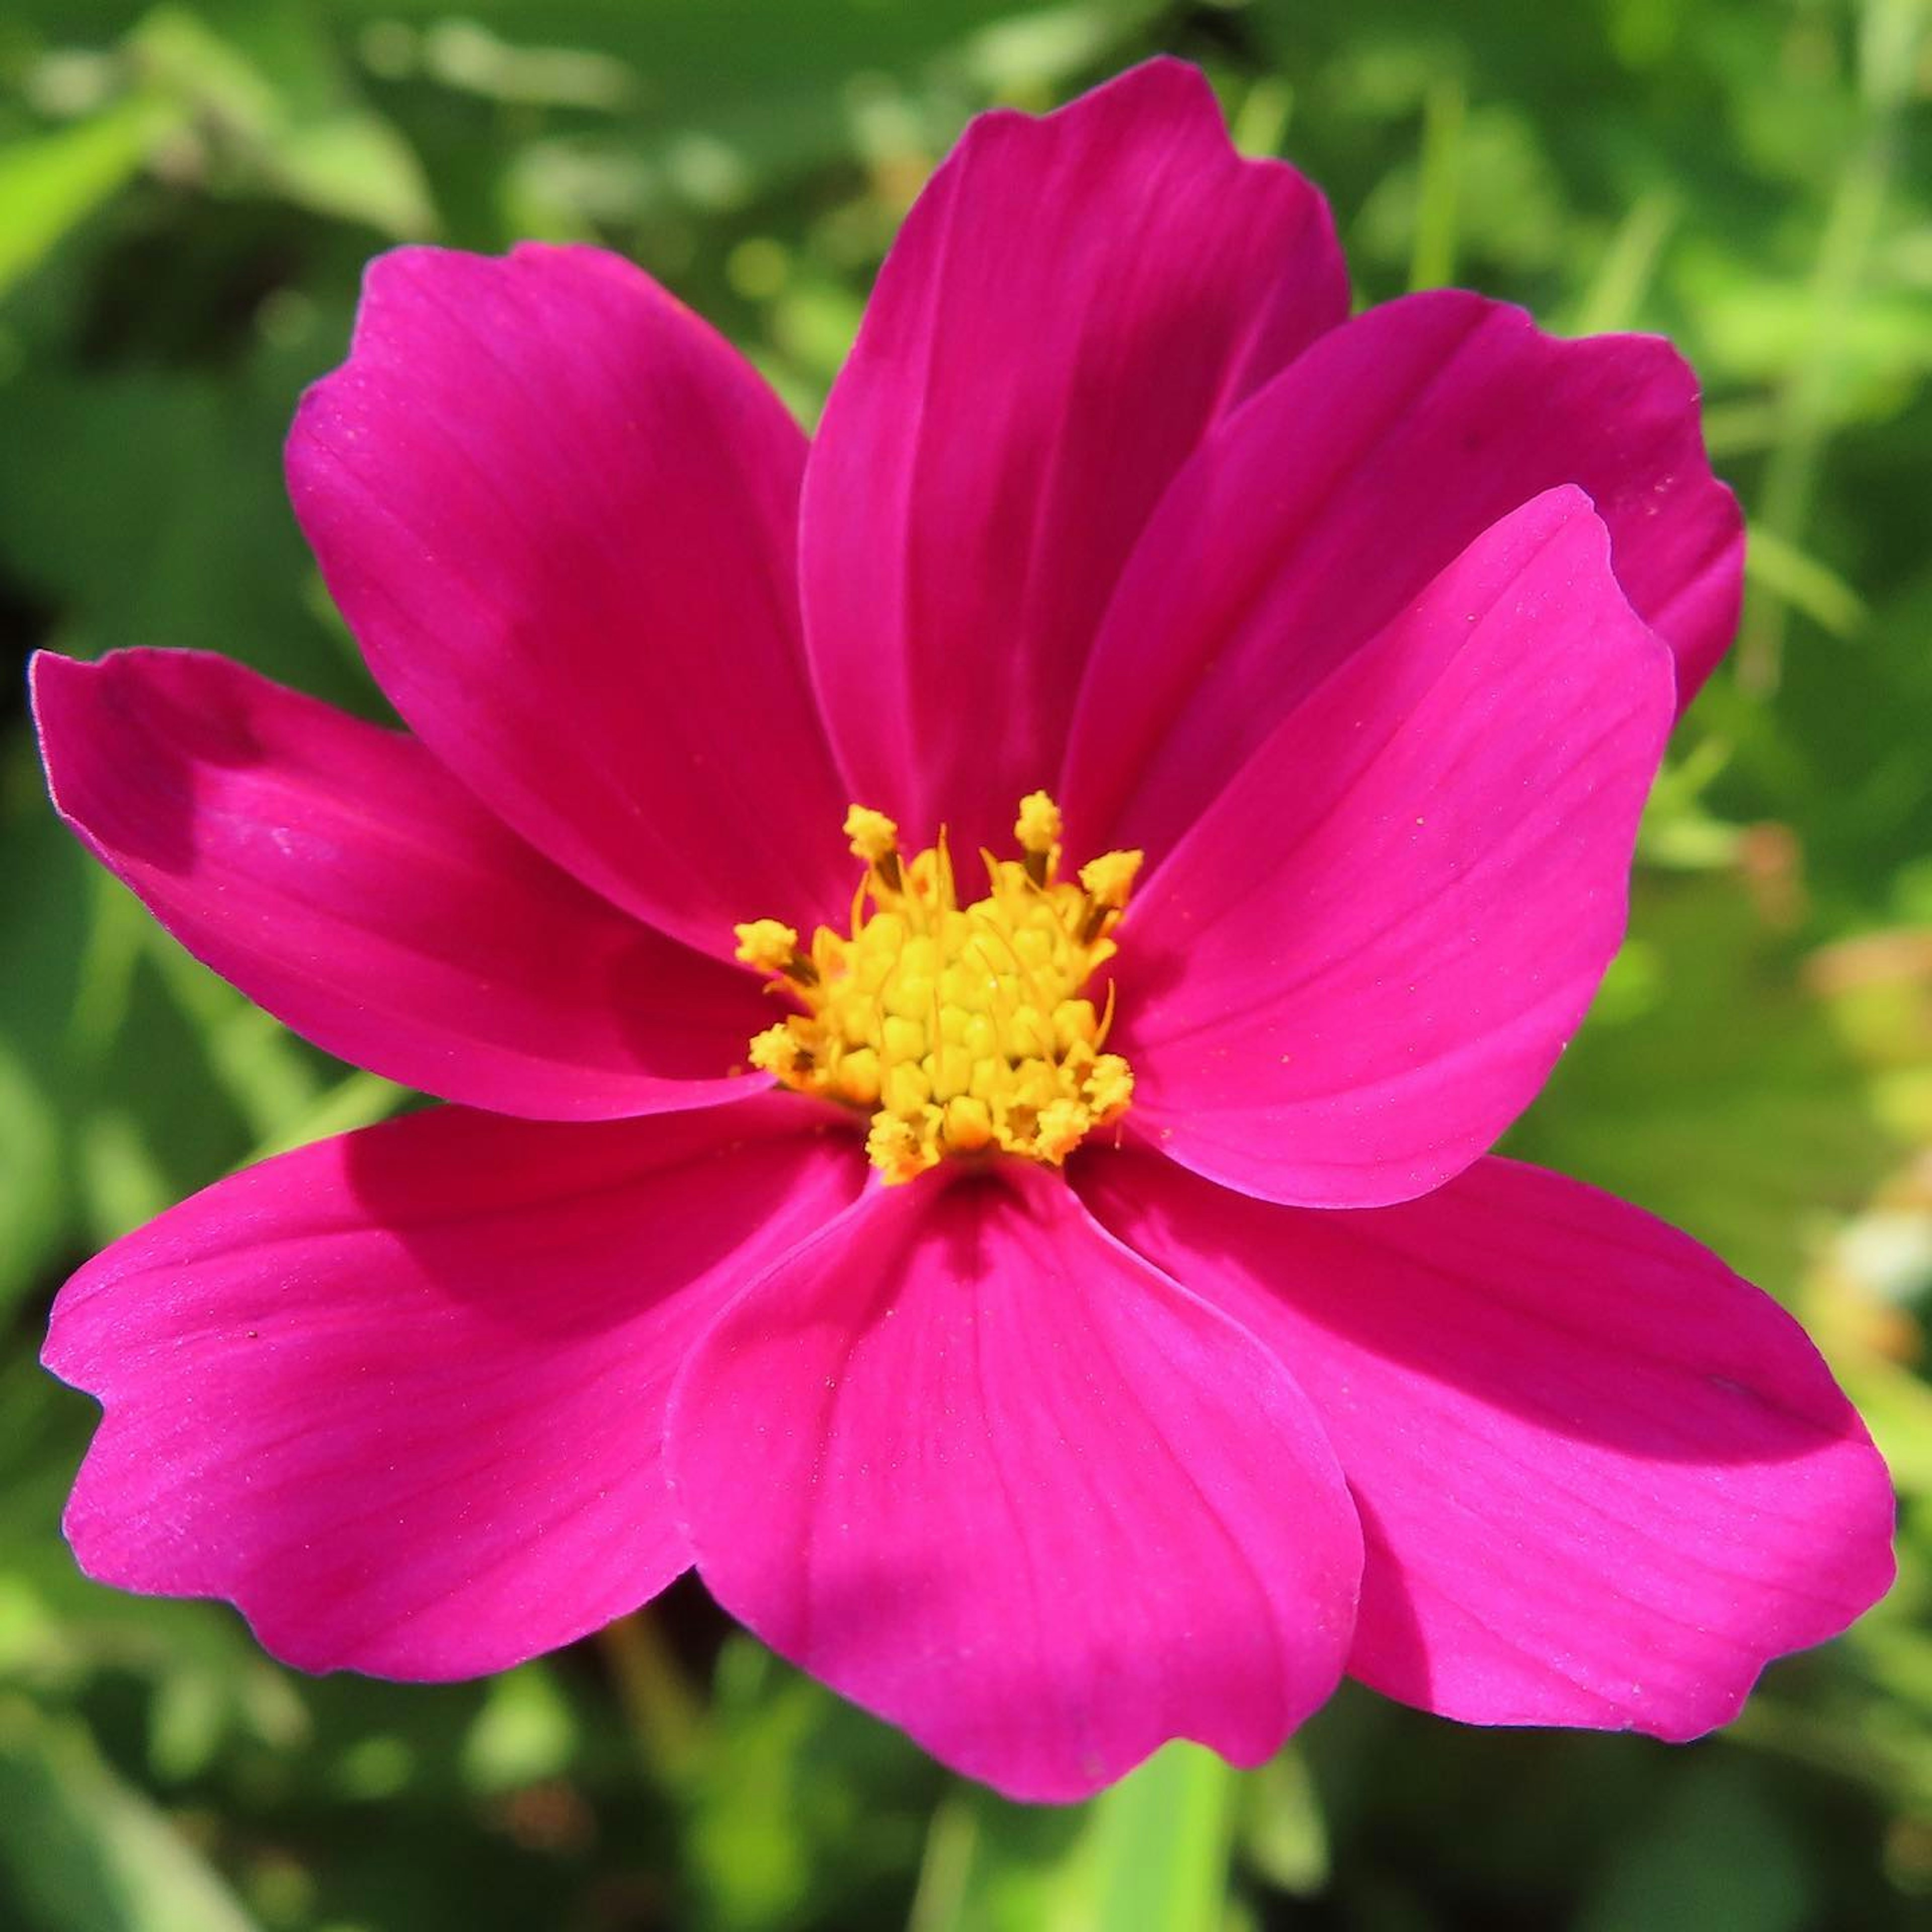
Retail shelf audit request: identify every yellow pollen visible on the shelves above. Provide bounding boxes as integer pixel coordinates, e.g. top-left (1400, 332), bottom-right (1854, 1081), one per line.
top-left (733, 919), bottom-right (818, 984)
top-left (1078, 850), bottom-right (1142, 909)
top-left (843, 805), bottom-right (900, 864)
top-left (1014, 790), bottom-right (1063, 887)
top-left (747, 1023), bottom-right (809, 1079)
top-left (737, 795), bottom-right (1142, 1183)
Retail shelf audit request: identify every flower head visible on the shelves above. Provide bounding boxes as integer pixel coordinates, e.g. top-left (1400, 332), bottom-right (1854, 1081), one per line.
top-left (33, 59), bottom-right (1892, 1802)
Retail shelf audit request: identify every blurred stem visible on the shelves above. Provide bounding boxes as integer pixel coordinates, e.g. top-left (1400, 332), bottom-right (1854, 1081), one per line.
top-left (598, 1611), bottom-right (705, 1785)
top-left (1700, 396), bottom-right (1783, 459)
top-left (1407, 75), bottom-right (1465, 291)
top-left (1570, 190), bottom-right (1677, 336)
top-left (1744, 525), bottom-right (1868, 639)
top-left (1740, 0), bottom-right (1925, 694)
top-left (905, 1794), bottom-right (979, 1932)
top-left (1229, 76), bottom-right (1294, 160)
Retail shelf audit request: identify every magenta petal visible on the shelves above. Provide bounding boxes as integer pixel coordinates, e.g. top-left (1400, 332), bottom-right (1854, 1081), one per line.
top-left (667, 1164), bottom-right (1361, 1802)
top-left (34, 648), bottom-right (763, 1119)
top-left (46, 1099), bottom-right (866, 1678)
top-left (800, 58), bottom-right (1347, 854)
top-left (1115, 488), bottom-right (1674, 1208)
top-left (1065, 290), bottom-right (1743, 858)
top-left (288, 243), bottom-right (851, 958)
top-left (1080, 1149), bottom-right (1895, 1738)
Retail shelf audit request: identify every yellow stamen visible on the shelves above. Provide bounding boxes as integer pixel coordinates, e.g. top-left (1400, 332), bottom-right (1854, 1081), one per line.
top-left (734, 919), bottom-right (798, 972)
top-left (1014, 791), bottom-right (1063, 854)
top-left (736, 795), bottom-right (1142, 1183)
top-left (844, 804), bottom-right (899, 862)
top-left (747, 1023), bottom-right (808, 1079)
top-left (844, 804), bottom-right (902, 892)
top-left (1014, 790), bottom-right (1063, 886)
top-left (734, 918), bottom-right (819, 985)
top-left (1079, 849), bottom-right (1142, 909)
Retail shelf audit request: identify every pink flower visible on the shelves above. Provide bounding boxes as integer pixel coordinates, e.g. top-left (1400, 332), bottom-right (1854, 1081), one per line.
top-left (33, 60), bottom-right (1892, 1803)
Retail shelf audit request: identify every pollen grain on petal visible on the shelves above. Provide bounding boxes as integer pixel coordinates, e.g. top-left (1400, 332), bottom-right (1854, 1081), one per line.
top-left (735, 796), bottom-right (1139, 1182)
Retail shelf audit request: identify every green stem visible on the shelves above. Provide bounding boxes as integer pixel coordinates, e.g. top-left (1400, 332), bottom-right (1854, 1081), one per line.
top-left (597, 1611), bottom-right (705, 1785)
top-left (1408, 75), bottom-right (1466, 292)
top-left (1740, 0), bottom-right (1924, 693)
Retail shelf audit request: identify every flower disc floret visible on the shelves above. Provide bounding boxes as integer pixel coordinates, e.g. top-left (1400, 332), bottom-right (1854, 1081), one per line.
top-left (735, 795), bottom-right (1140, 1183)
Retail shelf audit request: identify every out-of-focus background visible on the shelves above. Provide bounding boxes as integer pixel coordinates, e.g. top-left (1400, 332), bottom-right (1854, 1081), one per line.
top-left (1, 1), bottom-right (1928, 1926)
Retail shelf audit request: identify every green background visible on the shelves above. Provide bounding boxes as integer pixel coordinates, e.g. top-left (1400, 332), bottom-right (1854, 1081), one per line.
top-left (3, 1), bottom-right (1930, 1925)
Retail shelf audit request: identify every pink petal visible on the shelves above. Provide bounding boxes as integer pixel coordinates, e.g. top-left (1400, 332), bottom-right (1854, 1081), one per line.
top-left (1113, 488), bottom-right (1674, 1208)
top-left (667, 1163), bottom-right (1362, 1802)
top-left (1079, 1148), bottom-right (1896, 1738)
top-left (800, 58), bottom-right (1347, 855)
top-left (287, 243), bottom-right (851, 960)
top-left (46, 1098), bottom-right (867, 1678)
top-left (34, 648), bottom-right (762, 1119)
top-left (1065, 290), bottom-right (1743, 858)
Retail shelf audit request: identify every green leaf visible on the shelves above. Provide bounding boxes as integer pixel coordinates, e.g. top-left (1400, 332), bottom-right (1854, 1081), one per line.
top-left (0, 99), bottom-right (176, 300)
top-left (0, 1696), bottom-right (262, 1932)
top-left (909, 1745), bottom-right (1238, 1932)
top-left (1505, 870), bottom-right (1900, 1294)
top-left (1085, 1745), bottom-right (1238, 1930)
top-left (0, 1042), bottom-right (63, 1321)
top-left (131, 2), bottom-right (436, 236)
top-left (1574, 1757), bottom-right (1814, 1932)
top-left (460, 1665), bottom-right (577, 1795)
top-left (259, 108), bottom-right (437, 235)
top-left (686, 1636), bottom-right (934, 1930)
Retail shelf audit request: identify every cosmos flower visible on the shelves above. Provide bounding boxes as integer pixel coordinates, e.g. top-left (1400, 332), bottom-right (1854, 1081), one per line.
top-left (33, 59), bottom-right (1892, 1803)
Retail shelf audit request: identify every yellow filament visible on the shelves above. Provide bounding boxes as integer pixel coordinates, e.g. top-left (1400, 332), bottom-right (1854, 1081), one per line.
top-left (737, 796), bottom-right (1141, 1183)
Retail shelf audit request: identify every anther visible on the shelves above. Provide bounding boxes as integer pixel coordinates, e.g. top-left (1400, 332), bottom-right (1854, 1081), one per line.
top-left (1076, 850), bottom-right (1142, 946)
top-left (1015, 790), bottom-right (1063, 887)
top-left (1078, 850), bottom-right (1142, 909)
top-left (844, 804), bottom-right (904, 893)
top-left (747, 1023), bottom-right (809, 1078)
top-left (734, 919), bottom-right (818, 983)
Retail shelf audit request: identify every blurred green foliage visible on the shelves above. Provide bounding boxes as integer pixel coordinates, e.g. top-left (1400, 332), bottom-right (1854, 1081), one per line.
top-left (2, 0), bottom-right (1929, 1926)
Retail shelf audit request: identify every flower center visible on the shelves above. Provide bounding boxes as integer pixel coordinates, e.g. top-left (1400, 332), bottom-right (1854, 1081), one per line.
top-left (734, 793), bottom-right (1142, 1184)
